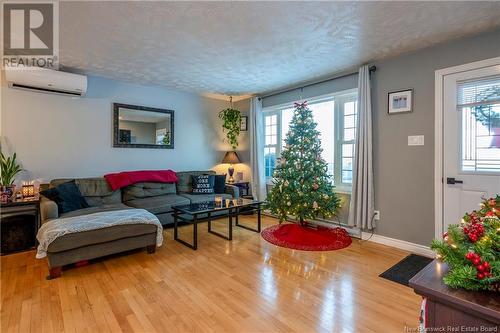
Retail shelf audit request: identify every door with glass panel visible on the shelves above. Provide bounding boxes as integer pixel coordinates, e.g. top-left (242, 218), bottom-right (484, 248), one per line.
top-left (443, 66), bottom-right (500, 230)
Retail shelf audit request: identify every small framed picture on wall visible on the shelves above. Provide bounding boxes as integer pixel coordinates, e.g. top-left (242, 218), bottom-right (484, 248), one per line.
top-left (388, 89), bottom-right (413, 114)
top-left (240, 116), bottom-right (248, 131)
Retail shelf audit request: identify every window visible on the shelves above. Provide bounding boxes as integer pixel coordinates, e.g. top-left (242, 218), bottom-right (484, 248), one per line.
top-left (264, 113), bottom-right (278, 178)
top-left (263, 90), bottom-right (358, 189)
top-left (341, 100), bottom-right (358, 183)
top-left (458, 77), bottom-right (500, 173)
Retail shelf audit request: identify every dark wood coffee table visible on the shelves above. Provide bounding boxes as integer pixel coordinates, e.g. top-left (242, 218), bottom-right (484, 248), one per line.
top-left (172, 198), bottom-right (262, 250)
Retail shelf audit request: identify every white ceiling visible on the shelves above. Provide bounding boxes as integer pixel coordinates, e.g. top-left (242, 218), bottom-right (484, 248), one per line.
top-left (59, 1), bottom-right (500, 97)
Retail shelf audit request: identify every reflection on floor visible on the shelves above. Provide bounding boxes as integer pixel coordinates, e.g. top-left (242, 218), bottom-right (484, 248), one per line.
top-left (1, 215), bottom-right (420, 333)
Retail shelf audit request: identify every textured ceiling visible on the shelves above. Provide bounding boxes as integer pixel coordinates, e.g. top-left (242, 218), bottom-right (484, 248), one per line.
top-left (59, 1), bottom-right (500, 96)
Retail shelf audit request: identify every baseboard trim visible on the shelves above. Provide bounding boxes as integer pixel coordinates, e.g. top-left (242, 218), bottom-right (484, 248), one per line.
top-left (361, 232), bottom-right (435, 258)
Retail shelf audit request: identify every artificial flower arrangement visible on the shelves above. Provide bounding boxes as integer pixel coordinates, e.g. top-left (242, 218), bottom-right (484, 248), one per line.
top-left (431, 195), bottom-right (499, 292)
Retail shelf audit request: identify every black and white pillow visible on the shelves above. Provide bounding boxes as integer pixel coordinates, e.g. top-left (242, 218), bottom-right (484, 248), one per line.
top-left (192, 175), bottom-right (215, 194)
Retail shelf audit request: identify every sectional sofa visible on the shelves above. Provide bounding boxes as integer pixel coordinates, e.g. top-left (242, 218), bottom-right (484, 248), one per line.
top-left (39, 170), bottom-right (239, 278)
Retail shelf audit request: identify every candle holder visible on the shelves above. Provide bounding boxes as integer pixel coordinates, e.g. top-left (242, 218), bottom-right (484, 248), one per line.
top-left (22, 183), bottom-right (35, 198)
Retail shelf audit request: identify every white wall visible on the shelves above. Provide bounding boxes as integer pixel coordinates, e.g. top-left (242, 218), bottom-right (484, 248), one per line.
top-left (0, 74), bottom-right (247, 185)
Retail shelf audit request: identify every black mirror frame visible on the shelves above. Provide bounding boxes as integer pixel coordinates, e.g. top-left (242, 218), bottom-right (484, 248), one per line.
top-left (113, 103), bottom-right (174, 149)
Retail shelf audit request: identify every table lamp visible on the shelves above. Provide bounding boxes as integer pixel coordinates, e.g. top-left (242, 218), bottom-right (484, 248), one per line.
top-left (221, 151), bottom-right (241, 183)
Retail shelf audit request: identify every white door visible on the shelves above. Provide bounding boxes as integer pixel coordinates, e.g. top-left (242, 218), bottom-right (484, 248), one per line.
top-left (443, 64), bottom-right (500, 231)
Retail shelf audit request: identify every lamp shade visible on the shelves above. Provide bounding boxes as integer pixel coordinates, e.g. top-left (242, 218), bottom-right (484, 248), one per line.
top-left (221, 151), bottom-right (241, 164)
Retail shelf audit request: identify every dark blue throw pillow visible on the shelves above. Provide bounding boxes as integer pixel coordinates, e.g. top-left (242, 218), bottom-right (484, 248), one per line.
top-left (191, 175), bottom-right (215, 194)
top-left (40, 180), bottom-right (89, 214)
top-left (213, 175), bottom-right (226, 194)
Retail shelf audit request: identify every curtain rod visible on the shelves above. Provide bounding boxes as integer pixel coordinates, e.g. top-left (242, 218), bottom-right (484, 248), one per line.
top-left (259, 65), bottom-right (376, 100)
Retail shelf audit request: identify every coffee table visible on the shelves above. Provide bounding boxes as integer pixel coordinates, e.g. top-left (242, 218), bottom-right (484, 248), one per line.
top-left (172, 198), bottom-right (262, 250)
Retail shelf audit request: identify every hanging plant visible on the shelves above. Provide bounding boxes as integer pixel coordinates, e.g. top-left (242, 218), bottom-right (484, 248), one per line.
top-left (218, 96), bottom-right (242, 150)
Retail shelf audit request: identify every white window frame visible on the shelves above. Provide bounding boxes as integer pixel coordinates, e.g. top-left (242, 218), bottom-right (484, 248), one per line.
top-left (262, 88), bottom-right (358, 192)
top-left (263, 111), bottom-right (280, 181)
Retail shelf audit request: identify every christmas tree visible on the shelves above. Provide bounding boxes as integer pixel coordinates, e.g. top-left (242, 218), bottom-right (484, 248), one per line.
top-left (267, 102), bottom-right (341, 225)
top-left (431, 196), bottom-right (499, 292)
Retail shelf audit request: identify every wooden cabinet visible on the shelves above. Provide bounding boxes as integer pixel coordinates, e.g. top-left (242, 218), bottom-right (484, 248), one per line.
top-left (410, 260), bottom-right (499, 331)
top-left (1, 199), bottom-right (40, 255)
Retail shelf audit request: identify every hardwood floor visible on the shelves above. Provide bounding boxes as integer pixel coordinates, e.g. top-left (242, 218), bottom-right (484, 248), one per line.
top-left (1, 216), bottom-right (421, 333)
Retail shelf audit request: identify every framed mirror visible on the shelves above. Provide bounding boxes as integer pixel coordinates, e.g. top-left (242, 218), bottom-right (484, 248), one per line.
top-left (113, 103), bottom-right (174, 149)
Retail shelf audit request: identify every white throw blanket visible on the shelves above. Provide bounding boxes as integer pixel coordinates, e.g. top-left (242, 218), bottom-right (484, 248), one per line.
top-left (36, 209), bottom-right (163, 259)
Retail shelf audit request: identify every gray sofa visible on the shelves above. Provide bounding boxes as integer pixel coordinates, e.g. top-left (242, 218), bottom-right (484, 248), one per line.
top-left (39, 170), bottom-right (238, 278)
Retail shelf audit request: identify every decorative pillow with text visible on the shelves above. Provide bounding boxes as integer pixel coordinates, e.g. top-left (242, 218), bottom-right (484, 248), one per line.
top-left (191, 175), bottom-right (215, 194)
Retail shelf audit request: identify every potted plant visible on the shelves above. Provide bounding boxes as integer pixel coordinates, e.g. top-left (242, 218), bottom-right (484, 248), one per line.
top-left (218, 97), bottom-right (242, 150)
top-left (1, 152), bottom-right (22, 202)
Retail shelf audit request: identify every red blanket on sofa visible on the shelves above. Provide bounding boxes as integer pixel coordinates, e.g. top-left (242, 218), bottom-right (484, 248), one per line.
top-left (104, 170), bottom-right (178, 191)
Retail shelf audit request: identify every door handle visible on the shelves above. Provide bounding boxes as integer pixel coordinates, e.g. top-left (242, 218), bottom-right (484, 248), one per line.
top-left (446, 177), bottom-right (464, 185)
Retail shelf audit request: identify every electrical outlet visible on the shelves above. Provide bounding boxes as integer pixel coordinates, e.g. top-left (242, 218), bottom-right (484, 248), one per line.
top-left (374, 210), bottom-right (380, 221)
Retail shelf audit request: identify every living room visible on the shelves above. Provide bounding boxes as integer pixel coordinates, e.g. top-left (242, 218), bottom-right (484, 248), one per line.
top-left (1, 1), bottom-right (499, 332)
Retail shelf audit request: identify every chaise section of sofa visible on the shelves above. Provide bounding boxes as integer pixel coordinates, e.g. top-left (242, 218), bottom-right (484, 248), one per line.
top-left (39, 178), bottom-right (160, 278)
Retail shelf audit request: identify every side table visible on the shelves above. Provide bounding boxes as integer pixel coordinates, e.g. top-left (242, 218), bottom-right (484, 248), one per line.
top-left (227, 181), bottom-right (251, 197)
top-left (1, 198), bottom-right (40, 255)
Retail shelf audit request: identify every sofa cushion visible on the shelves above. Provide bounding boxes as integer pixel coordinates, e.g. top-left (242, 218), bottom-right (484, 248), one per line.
top-left (47, 223), bottom-right (157, 253)
top-left (179, 193), bottom-right (232, 204)
top-left (214, 175), bottom-right (226, 194)
top-left (50, 178), bottom-right (121, 206)
top-left (40, 180), bottom-right (90, 214)
top-left (176, 170), bottom-right (215, 193)
top-left (122, 182), bottom-right (177, 201)
top-left (124, 194), bottom-right (190, 214)
top-left (60, 203), bottom-right (131, 219)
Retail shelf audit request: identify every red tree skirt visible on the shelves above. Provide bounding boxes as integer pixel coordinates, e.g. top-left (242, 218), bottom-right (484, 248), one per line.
top-left (261, 223), bottom-right (352, 251)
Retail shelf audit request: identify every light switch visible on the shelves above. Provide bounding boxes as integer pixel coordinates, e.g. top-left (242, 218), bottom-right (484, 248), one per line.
top-left (408, 135), bottom-right (424, 146)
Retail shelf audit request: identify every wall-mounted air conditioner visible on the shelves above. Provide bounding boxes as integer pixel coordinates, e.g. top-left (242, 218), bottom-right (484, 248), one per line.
top-left (5, 67), bottom-right (87, 97)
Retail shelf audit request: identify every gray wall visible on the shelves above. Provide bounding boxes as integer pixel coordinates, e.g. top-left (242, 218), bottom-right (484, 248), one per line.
top-left (372, 29), bottom-right (500, 245)
top-left (0, 74), bottom-right (232, 184)
top-left (259, 29), bottom-right (500, 246)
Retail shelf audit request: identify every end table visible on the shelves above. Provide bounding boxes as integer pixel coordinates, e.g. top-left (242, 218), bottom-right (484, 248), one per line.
top-left (227, 181), bottom-right (250, 197)
top-left (1, 198), bottom-right (40, 255)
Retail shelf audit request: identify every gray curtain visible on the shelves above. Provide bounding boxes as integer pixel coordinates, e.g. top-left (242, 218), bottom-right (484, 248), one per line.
top-left (249, 97), bottom-right (266, 201)
top-left (348, 65), bottom-right (375, 229)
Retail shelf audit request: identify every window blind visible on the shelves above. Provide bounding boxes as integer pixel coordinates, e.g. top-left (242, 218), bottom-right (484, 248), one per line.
top-left (457, 76), bottom-right (500, 109)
